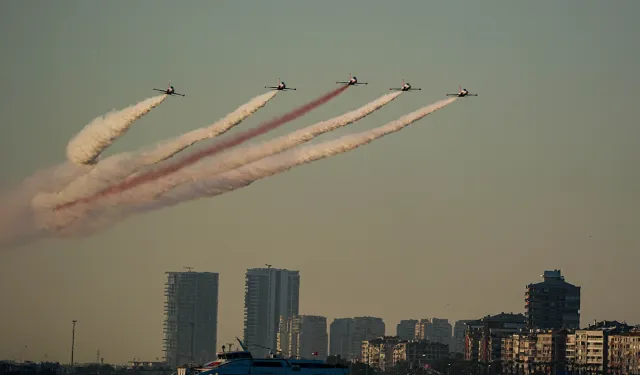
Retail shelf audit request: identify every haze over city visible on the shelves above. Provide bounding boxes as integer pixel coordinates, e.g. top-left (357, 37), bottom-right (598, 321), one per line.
top-left (1, 0), bottom-right (639, 366)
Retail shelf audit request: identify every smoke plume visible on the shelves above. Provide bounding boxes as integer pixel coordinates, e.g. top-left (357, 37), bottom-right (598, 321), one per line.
top-left (35, 91), bottom-right (278, 208)
top-left (55, 85), bottom-right (349, 210)
top-left (66, 95), bottom-right (168, 165)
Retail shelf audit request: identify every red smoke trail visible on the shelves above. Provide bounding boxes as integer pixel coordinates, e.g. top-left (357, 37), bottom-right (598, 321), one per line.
top-left (55, 85), bottom-right (349, 211)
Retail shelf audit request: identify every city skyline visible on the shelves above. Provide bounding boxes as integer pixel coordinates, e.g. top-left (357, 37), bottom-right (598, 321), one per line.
top-left (2, 266), bottom-right (634, 365)
top-left (1, 1), bottom-right (639, 365)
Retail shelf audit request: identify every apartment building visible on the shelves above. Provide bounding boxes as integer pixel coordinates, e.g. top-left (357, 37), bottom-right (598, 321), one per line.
top-left (162, 271), bottom-right (219, 367)
top-left (277, 315), bottom-right (328, 360)
top-left (393, 340), bottom-right (449, 366)
top-left (414, 318), bottom-right (452, 346)
top-left (464, 313), bottom-right (526, 363)
top-left (396, 320), bottom-right (418, 341)
top-left (567, 320), bottom-right (635, 373)
top-left (525, 269), bottom-right (581, 330)
top-left (608, 331), bottom-right (640, 375)
top-left (361, 336), bottom-right (397, 372)
top-left (329, 316), bottom-right (385, 360)
top-left (452, 320), bottom-right (473, 354)
top-left (243, 267), bottom-right (300, 358)
top-left (361, 337), bottom-right (449, 372)
top-left (329, 318), bottom-right (353, 359)
top-left (501, 330), bottom-right (568, 374)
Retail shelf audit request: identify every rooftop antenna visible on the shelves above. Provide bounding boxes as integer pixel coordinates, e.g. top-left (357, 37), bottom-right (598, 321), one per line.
top-left (184, 266), bottom-right (194, 272)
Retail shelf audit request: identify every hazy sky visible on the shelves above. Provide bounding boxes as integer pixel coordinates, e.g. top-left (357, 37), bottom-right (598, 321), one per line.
top-left (1, 0), bottom-right (639, 365)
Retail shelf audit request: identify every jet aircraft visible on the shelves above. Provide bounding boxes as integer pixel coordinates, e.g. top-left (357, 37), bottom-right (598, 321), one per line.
top-left (336, 73), bottom-right (368, 86)
top-left (446, 85), bottom-right (477, 97)
top-left (390, 79), bottom-right (422, 91)
top-left (153, 81), bottom-right (185, 97)
top-left (265, 78), bottom-right (296, 91)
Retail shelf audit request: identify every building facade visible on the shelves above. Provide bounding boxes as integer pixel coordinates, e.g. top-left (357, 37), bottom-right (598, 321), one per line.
top-left (501, 329), bottom-right (568, 374)
top-left (277, 315), bottom-right (328, 360)
top-left (464, 313), bottom-right (526, 363)
top-left (243, 267), bottom-right (300, 358)
top-left (163, 271), bottom-right (219, 367)
top-left (567, 320), bottom-right (635, 374)
top-left (393, 340), bottom-right (449, 366)
top-left (329, 318), bottom-right (353, 359)
top-left (525, 269), bottom-right (581, 330)
top-left (608, 331), bottom-right (640, 375)
top-left (362, 336), bottom-right (398, 372)
top-left (352, 317), bottom-right (386, 360)
top-left (329, 316), bottom-right (385, 360)
top-left (414, 318), bottom-right (452, 347)
top-left (452, 320), bottom-right (473, 354)
top-left (361, 337), bottom-right (449, 372)
top-left (396, 320), bottom-right (418, 341)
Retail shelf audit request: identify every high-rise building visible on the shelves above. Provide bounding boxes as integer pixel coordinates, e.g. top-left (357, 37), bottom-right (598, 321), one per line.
top-left (452, 320), bottom-right (473, 353)
top-left (396, 320), bottom-right (418, 340)
top-left (243, 267), bottom-right (300, 358)
top-left (525, 269), bottom-right (581, 330)
top-left (329, 317), bottom-right (385, 361)
top-left (277, 315), bottom-right (328, 360)
top-left (329, 318), bottom-right (353, 359)
top-left (163, 270), bottom-right (219, 367)
top-left (352, 317), bottom-right (385, 360)
top-left (414, 318), bottom-right (452, 347)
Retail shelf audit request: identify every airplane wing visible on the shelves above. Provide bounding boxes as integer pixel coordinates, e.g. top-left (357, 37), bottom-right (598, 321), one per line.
top-left (173, 93), bottom-right (186, 97)
top-left (265, 86), bottom-right (279, 89)
top-left (283, 88), bottom-right (297, 90)
top-left (410, 88), bottom-right (422, 91)
top-left (336, 81), bottom-right (349, 84)
top-left (356, 82), bottom-right (368, 85)
top-left (153, 88), bottom-right (166, 93)
top-left (445, 93), bottom-right (458, 96)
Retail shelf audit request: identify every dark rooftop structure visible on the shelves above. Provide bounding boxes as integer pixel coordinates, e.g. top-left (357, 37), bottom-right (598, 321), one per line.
top-left (525, 269), bottom-right (581, 330)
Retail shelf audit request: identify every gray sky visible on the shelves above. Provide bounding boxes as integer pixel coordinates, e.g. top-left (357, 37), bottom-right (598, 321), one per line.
top-left (1, 0), bottom-right (639, 365)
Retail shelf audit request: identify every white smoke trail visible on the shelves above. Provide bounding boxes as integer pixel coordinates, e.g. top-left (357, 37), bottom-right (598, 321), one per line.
top-left (29, 98), bottom-right (455, 236)
top-left (135, 90), bottom-right (279, 165)
top-left (66, 94), bottom-right (168, 166)
top-left (35, 91), bottom-right (278, 208)
top-left (48, 97), bottom-right (452, 237)
top-left (149, 97), bottom-right (457, 206)
top-left (143, 91), bottom-right (403, 198)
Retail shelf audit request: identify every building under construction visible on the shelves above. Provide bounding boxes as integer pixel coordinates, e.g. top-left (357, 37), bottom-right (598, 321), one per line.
top-left (163, 269), bottom-right (219, 368)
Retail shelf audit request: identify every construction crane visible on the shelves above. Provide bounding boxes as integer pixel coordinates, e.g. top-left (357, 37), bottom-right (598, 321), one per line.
top-left (184, 266), bottom-right (194, 272)
top-left (265, 264), bottom-right (272, 269)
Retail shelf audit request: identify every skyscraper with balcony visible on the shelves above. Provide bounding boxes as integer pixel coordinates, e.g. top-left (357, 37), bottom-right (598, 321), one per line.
top-left (243, 267), bottom-right (300, 358)
top-left (163, 270), bottom-right (219, 367)
top-left (525, 269), bottom-right (581, 329)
